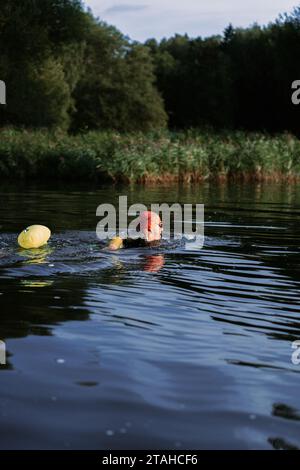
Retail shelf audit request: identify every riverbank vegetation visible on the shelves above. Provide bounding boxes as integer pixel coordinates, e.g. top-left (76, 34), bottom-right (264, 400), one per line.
top-left (1, 129), bottom-right (299, 182)
top-left (1, 1), bottom-right (300, 182)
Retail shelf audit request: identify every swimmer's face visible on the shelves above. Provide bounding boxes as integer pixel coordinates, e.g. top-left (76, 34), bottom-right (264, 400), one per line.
top-left (139, 211), bottom-right (162, 242)
top-left (148, 219), bottom-right (163, 242)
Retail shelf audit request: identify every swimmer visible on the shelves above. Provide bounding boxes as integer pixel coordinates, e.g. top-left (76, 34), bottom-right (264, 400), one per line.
top-left (107, 211), bottom-right (163, 251)
top-left (16, 212), bottom-right (162, 252)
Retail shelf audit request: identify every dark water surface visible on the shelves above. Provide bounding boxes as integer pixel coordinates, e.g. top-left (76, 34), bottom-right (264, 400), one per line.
top-left (0, 182), bottom-right (300, 450)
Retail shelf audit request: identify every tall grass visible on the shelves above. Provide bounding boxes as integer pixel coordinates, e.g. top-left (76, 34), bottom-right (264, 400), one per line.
top-left (0, 128), bottom-right (299, 182)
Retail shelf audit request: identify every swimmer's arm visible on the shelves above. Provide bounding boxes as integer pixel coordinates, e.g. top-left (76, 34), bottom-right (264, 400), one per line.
top-left (107, 236), bottom-right (124, 251)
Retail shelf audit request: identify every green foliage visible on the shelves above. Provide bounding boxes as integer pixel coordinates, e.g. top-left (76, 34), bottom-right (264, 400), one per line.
top-left (1, 1), bottom-right (300, 134)
top-left (0, 0), bottom-right (87, 129)
top-left (71, 19), bottom-right (167, 132)
top-left (5, 58), bottom-right (72, 129)
top-left (0, 1), bottom-right (167, 132)
top-left (147, 7), bottom-right (300, 133)
top-left (0, 0), bottom-right (87, 61)
top-left (147, 34), bottom-right (233, 129)
top-left (0, 128), bottom-right (299, 181)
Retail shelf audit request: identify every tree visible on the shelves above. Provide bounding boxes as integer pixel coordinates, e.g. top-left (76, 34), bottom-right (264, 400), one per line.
top-left (72, 19), bottom-right (167, 132)
top-left (148, 34), bottom-right (233, 129)
top-left (0, 0), bottom-right (87, 129)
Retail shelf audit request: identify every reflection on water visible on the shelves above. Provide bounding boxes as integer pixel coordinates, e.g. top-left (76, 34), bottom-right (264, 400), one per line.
top-left (18, 245), bottom-right (54, 264)
top-left (0, 182), bottom-right (299, 449)
top-left (143, 254), bottom-right (165, 272)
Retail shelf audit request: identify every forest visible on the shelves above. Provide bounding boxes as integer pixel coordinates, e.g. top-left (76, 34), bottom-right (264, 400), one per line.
top-left (0, 0), bottom-right (300, 134)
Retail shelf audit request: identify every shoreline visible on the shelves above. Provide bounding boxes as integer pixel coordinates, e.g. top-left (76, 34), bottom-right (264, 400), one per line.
top-left (1, 128), bottom-right (299, 183)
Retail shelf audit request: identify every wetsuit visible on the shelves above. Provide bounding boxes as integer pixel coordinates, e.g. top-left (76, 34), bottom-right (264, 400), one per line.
top-left (122, 238), bottom-right (161, 249)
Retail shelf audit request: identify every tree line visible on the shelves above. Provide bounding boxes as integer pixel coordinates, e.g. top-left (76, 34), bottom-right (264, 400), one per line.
top-left (0, 0), bottom-right (300, 134)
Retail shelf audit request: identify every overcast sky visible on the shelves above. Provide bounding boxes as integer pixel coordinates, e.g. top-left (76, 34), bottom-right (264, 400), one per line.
top-left (85, 0), bottom-right (297, 41)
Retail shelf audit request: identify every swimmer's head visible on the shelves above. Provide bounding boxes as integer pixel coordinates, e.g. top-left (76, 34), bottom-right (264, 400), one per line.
top-left (138, 211), bottom-right (162, 242)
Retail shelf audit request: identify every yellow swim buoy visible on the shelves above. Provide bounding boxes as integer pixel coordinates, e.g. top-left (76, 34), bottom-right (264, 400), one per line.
top-left (18, 225), bottom-right (51, 249)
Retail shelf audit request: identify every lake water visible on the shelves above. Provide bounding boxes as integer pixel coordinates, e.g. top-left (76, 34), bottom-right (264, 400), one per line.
top-left (0, 182), bottom-right (299, 450)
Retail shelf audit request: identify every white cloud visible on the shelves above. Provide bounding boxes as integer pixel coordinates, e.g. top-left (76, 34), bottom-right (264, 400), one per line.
top-left (85, 0), bottom-right (298, 41)
top-left (103, 4), bottom-right (149, 15)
